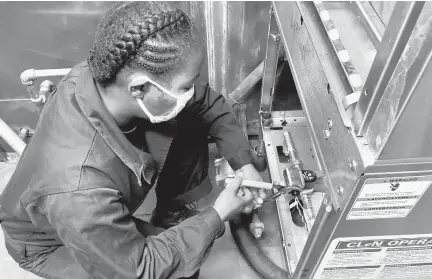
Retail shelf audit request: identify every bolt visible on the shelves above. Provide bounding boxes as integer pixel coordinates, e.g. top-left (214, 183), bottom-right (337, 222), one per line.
top-left (359, 136), bottom-right (369, 145)
top-left (323, 129), bottom-right (331, 140)
top-left (271, 34), bottom-right (281, 41)
top-left (337, 186), bottom-right (344, 196)
top-left (349, 160), bottom-right (357, 171)
top-left (326, 205), bottom-right (332, 212)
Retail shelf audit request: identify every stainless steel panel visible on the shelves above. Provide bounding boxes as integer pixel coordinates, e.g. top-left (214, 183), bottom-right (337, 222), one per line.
top-left (0, 2), bottom-right (113, 142)
top-left (273, 1), bottom-right (366, 209)
top-left (203, 1), bottom-right (270, 98)
top-left (364, 3), bottom-right (432, 160)
top-left (352, 2), bottom-right (425, 136)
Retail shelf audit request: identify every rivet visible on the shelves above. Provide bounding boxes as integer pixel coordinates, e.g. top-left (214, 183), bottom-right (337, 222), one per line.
top-left (337, 186), bottom-right (344, 196)
top-left (323, 129), bottom-right (331, 140)
top-left (349, 160), bottom-right (357, 171)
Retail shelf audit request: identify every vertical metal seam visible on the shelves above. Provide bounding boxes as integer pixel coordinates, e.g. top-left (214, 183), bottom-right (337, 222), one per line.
top-left (238, 3), bottom-right (246, 83)
top-left (204, 2), bottom-right (215, 92)
top-left (221, 1), bottom-right (228, 97)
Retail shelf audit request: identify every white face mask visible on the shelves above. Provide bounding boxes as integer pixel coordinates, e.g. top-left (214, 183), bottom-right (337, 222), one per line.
top-left (134, 79), bottom-right (195, 123)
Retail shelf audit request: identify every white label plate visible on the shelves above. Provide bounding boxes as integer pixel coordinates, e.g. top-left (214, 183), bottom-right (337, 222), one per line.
top-left (347, 176), bottom-right (432, 220)
top-left (314, 234), bottom-right (432, 279)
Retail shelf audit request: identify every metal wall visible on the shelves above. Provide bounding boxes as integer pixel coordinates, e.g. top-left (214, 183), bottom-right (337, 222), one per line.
top-left (0, 1), bottom-right (269, 151)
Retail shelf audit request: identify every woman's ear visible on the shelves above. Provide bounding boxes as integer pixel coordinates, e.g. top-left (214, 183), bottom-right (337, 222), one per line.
top-left (128, 76), bottom-right (149, 99)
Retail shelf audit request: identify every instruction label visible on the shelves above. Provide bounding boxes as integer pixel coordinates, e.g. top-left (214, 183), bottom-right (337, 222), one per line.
top-left (347, 176), bottom-right (432, 220)
top-left (314, 234), bottom-right (432, 279)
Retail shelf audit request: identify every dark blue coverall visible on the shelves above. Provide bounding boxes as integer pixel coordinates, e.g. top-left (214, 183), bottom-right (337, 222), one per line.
top-left (0, 62), bottom-right (252, 279)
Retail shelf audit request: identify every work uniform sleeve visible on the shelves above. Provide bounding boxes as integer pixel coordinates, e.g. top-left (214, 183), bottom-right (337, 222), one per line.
top-left (28, 187), bottom-right (224, 279)
top-left (184, 82), bottom-right (252, 170)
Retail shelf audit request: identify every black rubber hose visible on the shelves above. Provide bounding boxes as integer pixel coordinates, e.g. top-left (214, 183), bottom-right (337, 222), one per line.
top-left (229, 214), bottom-right (291, 279)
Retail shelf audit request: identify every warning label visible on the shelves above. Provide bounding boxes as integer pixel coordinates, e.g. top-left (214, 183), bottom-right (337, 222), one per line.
top-left (347, 176), bottom-right (431, 220)
top-left (314, 235), bottom-right (432, 279)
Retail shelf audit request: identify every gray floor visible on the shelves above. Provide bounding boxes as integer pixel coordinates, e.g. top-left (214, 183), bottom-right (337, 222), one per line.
top-left (0, 154), bottom-right (285, 279)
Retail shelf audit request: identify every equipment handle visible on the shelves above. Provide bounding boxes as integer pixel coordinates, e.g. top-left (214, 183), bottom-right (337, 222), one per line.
top-left (225, 178), bottom-right (274, 190)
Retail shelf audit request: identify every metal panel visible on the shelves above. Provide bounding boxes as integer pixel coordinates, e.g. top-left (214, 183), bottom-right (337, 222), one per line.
top-left (352, 2), bottom-right (425, 135)
top-left (203, 1), bottom-right (270, 98)
top-left (262, 111), bottom-right (325, 275)
top-left (364, 3), bottom-right (432, 160)
top-left (0, 1), bottom-right (113, 142)
top-left (294, 160), bottom-right (432, 278)
top-left (273, 1), bottom-right (366, 209)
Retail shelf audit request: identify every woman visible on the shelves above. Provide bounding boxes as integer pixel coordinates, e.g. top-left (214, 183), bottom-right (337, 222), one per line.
top-left (0, 2), bottom-right (264, 279)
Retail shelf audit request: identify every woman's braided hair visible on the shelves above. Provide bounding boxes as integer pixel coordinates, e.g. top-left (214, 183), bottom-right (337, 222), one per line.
top-left (88, 2), bottom-right (198, 85)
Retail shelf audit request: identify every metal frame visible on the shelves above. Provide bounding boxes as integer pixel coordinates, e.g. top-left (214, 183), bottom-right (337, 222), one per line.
top-left (352, 2), bottom-right (425, 135)
top-left (273, 1), bottom-right (366, 210)
top-left (259, 7), bottom-right (280, 123)
top-left (367, 7), bottom-right (432, 160)
top-left (260, 1), bottom-right (432, 278)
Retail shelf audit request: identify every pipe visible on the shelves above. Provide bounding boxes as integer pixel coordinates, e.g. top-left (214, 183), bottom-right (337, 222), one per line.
top-left (0, 118), bottom-right (26, 155)
top-left (20, 68), bottom-right (70, 104)
top-left (229, 48), bottom-right (286, 104)
top-left (20, 68), bottom-right (71, 85)
top-left (232, 103), bottom-right (267, 172)
top-left (229, 62), bottom-right (265, 104)
top-left (229, 214), bottom-right (290, 279)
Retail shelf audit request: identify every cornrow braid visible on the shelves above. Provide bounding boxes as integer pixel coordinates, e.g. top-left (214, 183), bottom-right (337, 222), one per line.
top-left (88, 2), bottom-right (196, 85)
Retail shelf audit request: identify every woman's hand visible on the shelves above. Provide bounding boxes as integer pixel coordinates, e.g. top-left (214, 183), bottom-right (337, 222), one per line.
top-left (213, 173), bottom-right (254, 222)
top-left (236, 164), bottom-right (267, 211)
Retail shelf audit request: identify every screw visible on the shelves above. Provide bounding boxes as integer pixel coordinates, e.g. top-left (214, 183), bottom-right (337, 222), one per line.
top-left (337, 186), bottom-right (344, 196)
top-left (323, 129), bottom-right (331, 140)
top-left (349, 160), bottom-right (357, 171)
